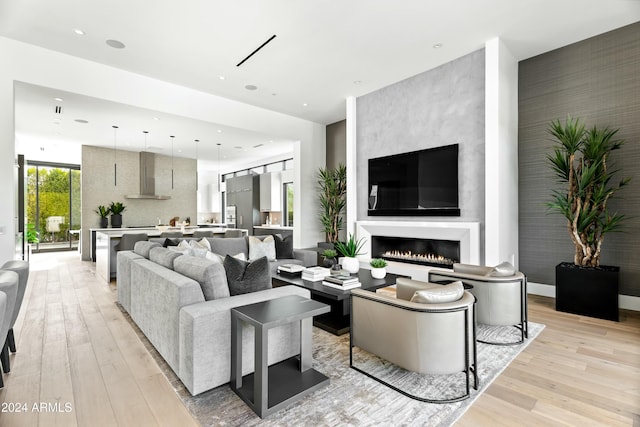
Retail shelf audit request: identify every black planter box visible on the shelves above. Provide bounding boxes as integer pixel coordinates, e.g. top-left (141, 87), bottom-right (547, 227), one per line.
top-left (555, 262), bottom-right (619, 321)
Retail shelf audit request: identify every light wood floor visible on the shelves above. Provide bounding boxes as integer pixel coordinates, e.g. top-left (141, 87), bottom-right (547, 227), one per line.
top-left (1, 252), bottom-right (638, 426)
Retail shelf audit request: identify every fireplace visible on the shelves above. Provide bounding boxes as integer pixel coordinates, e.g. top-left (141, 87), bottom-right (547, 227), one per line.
top-left (372, 236), bottom-right (460, 268)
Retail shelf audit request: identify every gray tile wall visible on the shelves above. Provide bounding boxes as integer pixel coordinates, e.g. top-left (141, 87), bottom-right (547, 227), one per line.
top-left (519, 22), bottom-right (640, 296)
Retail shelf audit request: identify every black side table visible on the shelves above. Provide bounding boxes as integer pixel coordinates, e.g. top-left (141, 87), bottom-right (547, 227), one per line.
top-left (230, 295), bottom-right (331, 418)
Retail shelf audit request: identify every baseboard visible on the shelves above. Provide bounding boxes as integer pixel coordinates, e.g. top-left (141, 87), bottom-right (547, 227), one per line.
top-left (528, 281), bottom-right (640, 312)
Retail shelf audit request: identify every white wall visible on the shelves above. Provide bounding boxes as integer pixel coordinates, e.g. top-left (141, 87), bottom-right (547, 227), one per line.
top-left (0, 36), bottom-right (325, 260)
top-left (484, 38), bottom-right (519, 267)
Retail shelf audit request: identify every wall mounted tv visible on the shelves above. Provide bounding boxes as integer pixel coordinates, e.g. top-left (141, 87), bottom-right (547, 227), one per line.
top-left (368, 144), bottom-right (460, 216)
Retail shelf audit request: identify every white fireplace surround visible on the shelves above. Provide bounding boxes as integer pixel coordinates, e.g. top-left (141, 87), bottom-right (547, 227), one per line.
top-left (355, 220), bottom-right (481, 265)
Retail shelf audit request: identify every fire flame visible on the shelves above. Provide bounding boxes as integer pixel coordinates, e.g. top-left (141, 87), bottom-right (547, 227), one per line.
top-left (382, 250), bottom-right (455, 266)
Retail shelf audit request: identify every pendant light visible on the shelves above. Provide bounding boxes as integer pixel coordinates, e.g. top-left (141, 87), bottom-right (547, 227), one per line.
top-left (170, 135), bottom-right (175, 189)
top-left (217, 143), bottom-right (222, 192)
top-left (112, 125), bottom-right (119, 186)
top-left (194, 139), bottom-right (199, 191)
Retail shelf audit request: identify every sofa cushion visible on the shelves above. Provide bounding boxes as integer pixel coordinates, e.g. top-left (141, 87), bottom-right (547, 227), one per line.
top-left (490, 261), bottom-right (516, 276)
top-left (208, 237), bottom-right (248, 259)
top-left (149, 247), bottom-right (183, 270)
top-left (133, 241), bottom-right (161, 258)
top-left (248, 235), bottom-right (276, 261)
top-left (453, 263), bottom-right (493, 276)
top-left (174, 255), bottom-right (230, 300)
top-left (223, 255), bottom-right (271, 296)
top-left (274, 234), bottom-right (294, 259)
top-left (410, 281), bottom-right (464, 304)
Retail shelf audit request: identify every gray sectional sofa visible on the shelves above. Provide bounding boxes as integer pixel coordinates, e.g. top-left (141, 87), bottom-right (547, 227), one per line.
top-left (117, 241), bottom-right (311, 395)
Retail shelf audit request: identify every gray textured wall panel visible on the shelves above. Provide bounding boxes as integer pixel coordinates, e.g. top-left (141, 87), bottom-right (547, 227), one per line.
top-left (356, 49), bottom-right (486, 259)
top-left (519, 22), bottom-right (640, 296)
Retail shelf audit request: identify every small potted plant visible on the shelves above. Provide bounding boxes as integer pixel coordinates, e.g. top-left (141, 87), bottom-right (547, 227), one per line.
top-left (321, 248), bottom-right (339, 270)
top-left (370, 258), bottom-right (387, 279)
top-left (95, 205), bottom-right (111, 228)
top-left (109, 201), bottom-right (126, 228)
top-left (334, 233), bottom-right (367, 274)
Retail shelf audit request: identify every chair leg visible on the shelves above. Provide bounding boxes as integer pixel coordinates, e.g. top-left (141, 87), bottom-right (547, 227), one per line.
top-left (0, 371), bottom-right (3, 389)
top-left (1, 342), bottom-right (10, 373)
top-left (8, 329), bottom-right (16, 353)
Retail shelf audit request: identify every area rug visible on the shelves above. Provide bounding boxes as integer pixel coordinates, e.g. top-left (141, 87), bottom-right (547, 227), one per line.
top-left (118, 304), bottom-right (543, 426)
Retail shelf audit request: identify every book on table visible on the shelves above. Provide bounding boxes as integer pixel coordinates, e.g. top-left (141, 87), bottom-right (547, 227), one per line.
top-left (322, 280), bottom-right (362, 290)
top-left (277, 264), bottom-right (305, 276)
top-left (323, 275), bottom-right (360, 285)
top-left (301, 266), bottom-right (331, 281)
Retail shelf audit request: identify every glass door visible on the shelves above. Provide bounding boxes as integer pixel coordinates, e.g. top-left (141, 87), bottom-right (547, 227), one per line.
top-left (26, 162), bottom-right (81, 252)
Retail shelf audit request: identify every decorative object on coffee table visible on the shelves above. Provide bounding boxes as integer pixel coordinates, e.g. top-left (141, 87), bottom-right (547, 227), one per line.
top-left (335, 233), bottom-right (366, 274)
top-left (109, 201), bottom-right (126, 228)
top-left (95, 205), bottom-right (110, 228)
top-left (546, 116), bottom-right (631, 321)
top-left (321, 249), bottom-right (338, 268)
top-left (369, 258), bottom-right (387, 279)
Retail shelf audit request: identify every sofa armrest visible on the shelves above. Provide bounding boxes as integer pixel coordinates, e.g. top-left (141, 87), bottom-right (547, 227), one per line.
top-left (179, 285), bottom-right (311, 395)
top-left (293, 248), bottom-right (317, 267)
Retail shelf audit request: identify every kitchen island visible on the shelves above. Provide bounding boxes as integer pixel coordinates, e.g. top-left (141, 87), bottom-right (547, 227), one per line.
top-left (253, 225), bottom-right (293, 239)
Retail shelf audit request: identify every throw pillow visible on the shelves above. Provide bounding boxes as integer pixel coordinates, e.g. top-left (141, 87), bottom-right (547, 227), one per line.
top-left (273, 234), bottom-right (294, 259)
top-left (223, 255), bottom-right (271, 296)
top-left (189, 239), bottom-right (209, 258)
top-left (174, 255), bottom-right (230, 300)
top-left (490, 261), bottom-right (516, 276)
top-left (133, 241), bottom-right (161, 258)
top-left (163, 238), bottom-right (179, 248)
top-left (410, 281), bottom-right (464, 304)
top-left (198, 237), bottom-right (211, 251)
top-left (248, 235), bottom-right (276, 261)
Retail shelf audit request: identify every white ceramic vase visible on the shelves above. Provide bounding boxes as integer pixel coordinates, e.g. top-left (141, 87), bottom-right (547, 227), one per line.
top-left (341, 256), bottom-right (360, 274)
top-left (371, 267), bottom-right (386, 279)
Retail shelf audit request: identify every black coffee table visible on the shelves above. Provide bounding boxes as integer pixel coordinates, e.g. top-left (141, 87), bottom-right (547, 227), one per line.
top-left (272, 269), bottom-right (406, 335)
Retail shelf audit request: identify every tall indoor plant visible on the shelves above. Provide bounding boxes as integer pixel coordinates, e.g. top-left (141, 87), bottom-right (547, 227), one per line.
top-left (546, 116), bottom-right (630, 320)
top-left (317, 164), bottom-right (347, 243)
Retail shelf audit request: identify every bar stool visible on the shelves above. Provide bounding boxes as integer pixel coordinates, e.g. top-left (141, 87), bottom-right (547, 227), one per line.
top-left (0, 271), bottom-right (18, 376)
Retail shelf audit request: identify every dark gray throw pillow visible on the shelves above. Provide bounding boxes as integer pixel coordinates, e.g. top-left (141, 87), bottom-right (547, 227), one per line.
top-left (223, 255), bottom-right (271, 296)
top-left (274, 234), bottom-right (294, 259)
top-left (163, 238), bottom-right (179, 248)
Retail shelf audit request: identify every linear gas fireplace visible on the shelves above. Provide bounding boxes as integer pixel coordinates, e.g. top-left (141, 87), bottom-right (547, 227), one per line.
top-left (372, 236), bottom-right (460, 268)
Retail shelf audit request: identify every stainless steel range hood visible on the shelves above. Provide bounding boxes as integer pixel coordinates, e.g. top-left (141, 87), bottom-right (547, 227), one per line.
top-left (125, 152), bottom-right (171, 200)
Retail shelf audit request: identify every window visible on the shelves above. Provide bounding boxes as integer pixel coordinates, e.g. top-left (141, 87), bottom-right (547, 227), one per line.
top-left (283, 182), bottom-right (294, 227)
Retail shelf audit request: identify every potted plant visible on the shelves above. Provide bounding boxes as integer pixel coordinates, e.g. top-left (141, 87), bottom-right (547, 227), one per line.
top-left (321, 249), bottom-right (338, 269)
top-left (370, 258), bottom-right (387, 279)
top-left (95, 205), bottom-right (111, 228)
top-left (317, 164), bottom-right (347, 243)
top-left (109, 201), bottom-right (126, 228)
top-left (334, 233), bottom-right (367, 274)
top-left (546, 116), bottom-right (631, 321)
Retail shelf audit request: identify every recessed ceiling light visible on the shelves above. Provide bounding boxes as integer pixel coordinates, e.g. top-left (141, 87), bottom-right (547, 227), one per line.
top-left (54, 97), bottom-right (63, 102)
top-left (106, 39), bottom-right (126, 49)
top-left (245, 84), bottom-right (258, 91)
top-left (234, 146), bottom-right (243, 149)
top-left (272, 93), bottom-right (277, 96)
top-left (218, 76), bottom-right (225, 80)
top-left (153, 117), bottom-right (160, 121)
top-left (353, 80), bottom-right (362, 85)
top-left (73, 29), bottom-right (85, 36)
top-left (268, 140), bottom-right (273, 143)
top-left (74, 119), bottom-right (89, 124)
top-left (217, 129), bottom-right (222, 133)
top-left (433, 43), bottom-right (443, 49)
top-left (302, 103), bottom-right (308, 107)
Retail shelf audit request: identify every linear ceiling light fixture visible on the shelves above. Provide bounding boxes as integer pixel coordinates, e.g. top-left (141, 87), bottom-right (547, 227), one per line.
top-left (112, 125), bottom-right (119, 186)
top-left (236, 34), bottom-right (277, 67)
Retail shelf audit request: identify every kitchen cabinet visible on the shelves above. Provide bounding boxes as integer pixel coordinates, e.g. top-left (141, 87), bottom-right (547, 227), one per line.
top-left (260, 172), bottom-right (282, 212)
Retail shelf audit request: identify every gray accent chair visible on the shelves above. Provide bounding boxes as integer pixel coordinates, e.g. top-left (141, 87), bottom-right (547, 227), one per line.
top-left (1, 260), bottom-right (29, 353)
top-left (0, 271), bottom-right (18, 378)
top-left (428, 264), bottom-right (528, 345)
top-left (350, 278), bottom-right (477, 403)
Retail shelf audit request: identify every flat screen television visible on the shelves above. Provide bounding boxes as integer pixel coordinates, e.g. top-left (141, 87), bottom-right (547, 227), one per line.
top-left (368, 144), bottom-right (460, 216)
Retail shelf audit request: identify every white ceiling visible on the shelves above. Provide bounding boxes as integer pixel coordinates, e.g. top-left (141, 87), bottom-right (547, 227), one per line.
top-left (2, 0), bottom-right (639, 169)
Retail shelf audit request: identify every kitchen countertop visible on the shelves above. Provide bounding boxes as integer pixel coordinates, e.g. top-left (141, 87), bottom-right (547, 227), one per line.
top-left (253, 225), bottom-right (293, 230)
